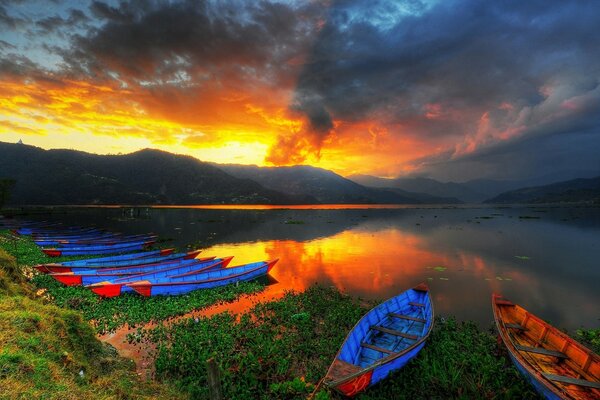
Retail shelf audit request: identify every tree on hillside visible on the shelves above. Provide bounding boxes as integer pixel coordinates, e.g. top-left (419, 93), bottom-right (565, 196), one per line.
top-left (0, 179), bottom-right (16, 209)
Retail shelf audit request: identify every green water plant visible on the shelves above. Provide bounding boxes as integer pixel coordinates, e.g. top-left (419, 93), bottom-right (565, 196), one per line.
top-left (144, 287), bottom-right (539, 399)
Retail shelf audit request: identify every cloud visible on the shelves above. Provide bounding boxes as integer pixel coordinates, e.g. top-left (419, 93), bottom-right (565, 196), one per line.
top-left (275, 0), bottom-right (600, 177)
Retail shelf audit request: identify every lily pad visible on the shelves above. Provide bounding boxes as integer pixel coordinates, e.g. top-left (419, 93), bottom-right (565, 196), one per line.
top-left (439, 277), bottom-right (449, 281)
top-left (433, 266), bottom-right (447, 272)
top-left (515, 256), bottom-right (531, 260)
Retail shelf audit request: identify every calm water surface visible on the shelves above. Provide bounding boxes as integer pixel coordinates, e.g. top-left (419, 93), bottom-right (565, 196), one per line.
top-left (30, 205), bottom-right (600, 330)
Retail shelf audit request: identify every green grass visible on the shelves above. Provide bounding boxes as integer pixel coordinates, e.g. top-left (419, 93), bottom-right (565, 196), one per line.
top-left (32, 273), bottom-right (265, 333)
top-left (143, 286), bottom-right (540, 399)
top-left (0, 245), bottom-right (185, 399)
top-left (1, 230), bottom-right (266, 334)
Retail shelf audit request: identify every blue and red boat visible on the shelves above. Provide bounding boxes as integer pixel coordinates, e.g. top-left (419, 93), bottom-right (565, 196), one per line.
top-left (34, 248), bottom-right (184, 272)
top-left (89, 258), bottom-right (277, 297)
top-left (322, 283), bottom-right (434, 397)
top-left (50, 256), bottom-right (222, 286)
top-left (127, 258), bottom-right (278, 297)
top-left (34, 233), bottom-right (155, 246)
top-left (88, 256), bottom-right (237, 297)
top-left (42, 240), bottom-right (156, 257)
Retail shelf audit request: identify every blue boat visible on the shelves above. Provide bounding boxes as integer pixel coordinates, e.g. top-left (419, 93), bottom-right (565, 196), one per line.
top-left (37, 235), bottom-right (157, 248)
top-left (42, 240), bottom-right (155, 257)
top-left (125, 259), bottom-right (279, 297)
top-left (322, 283), bottom-right (434, 396)
top-left (88, 257), bottom-right (237, 297)
top-left (51, 256), bottom-right (222, 286)
top-left (34, 233), bottom-right (152, 246)
top-left (35, 248), bottom-right (182, 272)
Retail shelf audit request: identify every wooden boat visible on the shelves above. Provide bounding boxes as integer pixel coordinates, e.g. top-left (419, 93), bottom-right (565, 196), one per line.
top-left (492, 294), bottom-right (600, 399)
top-left (126, 258), bottom-right (278, 297)
top-left (34, 248), bottom-right (180, 273)
top-left (49, 256), bottom-right (218, 286)
top-left (34, 233), bottom-right (152, 246)
top-left (42, 240), bottom-right (155, 257)
top-left (88, 257), bottom-right (238, 297)
top-left (323, 283), bottom-right (434, 397)
top-left (38, 235), bottom-right (157, 248)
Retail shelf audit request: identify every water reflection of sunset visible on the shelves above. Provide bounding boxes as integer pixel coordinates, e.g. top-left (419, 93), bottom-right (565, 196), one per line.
top-left (36, 207), bottom-right (600, 329)
top-left (203, 228), bottom-right (497, 308)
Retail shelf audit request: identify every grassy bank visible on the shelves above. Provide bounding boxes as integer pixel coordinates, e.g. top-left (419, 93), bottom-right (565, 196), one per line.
top-left (0, 230), bottom-right (265, 334)
top-left (0, 248), bottom-right (185, 399)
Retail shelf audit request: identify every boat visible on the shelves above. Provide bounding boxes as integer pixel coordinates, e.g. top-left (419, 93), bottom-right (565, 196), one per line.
top-left (42, 240), bottom-right (155, 257)
top-left (88, 256), bottom-right (238, 297)
top-left (34, 248), bottom-right (181, 273)
top-left (34, 233), bottom-right (153, 246)
top-left (36, 249), bottom-right (200, 274)
top-left (50, 256), bottom-right (220, 286)
top-left (126, 258), bottom-right (279, 297)
top-left (492, 294), bottom-right (600, 399)
top-left (322, 283), bottom-right (434, 397)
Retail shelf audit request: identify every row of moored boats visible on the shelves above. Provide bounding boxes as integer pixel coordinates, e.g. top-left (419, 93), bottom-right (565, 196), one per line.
top-left (2, 219), bottom-right (277, 298)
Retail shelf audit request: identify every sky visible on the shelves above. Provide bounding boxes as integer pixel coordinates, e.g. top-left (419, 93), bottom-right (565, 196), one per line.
top-left (1, 0), bottom-right (599, 181)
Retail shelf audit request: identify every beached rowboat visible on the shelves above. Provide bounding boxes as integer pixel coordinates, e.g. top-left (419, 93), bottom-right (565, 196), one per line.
top-left (49, 256), bottom-right (219, 286)
top-left (89, 258), bottom-right (278, 297)
top-left (34, 248), bottom-right (180, 273)
top-left (322, 283), bottom-right (434, 397)
top-left (127, 258), bottom-right (278, 297)
top-left (42, 240), bottom-right (155, 257)
top-left (492, 294), bottom-right (600, 399)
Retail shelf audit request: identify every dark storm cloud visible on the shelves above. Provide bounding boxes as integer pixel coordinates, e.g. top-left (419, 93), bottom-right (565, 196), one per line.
top-left (36, 9), bottom-right (90, 33)
top-left (90, 1), bottom-right (135, 23)
top-left (290, 0), bottom-right (600, 178)
top-left (66, 0), bottom-right (321, 84)
top-left (0, 4), bottom-right (26, 28)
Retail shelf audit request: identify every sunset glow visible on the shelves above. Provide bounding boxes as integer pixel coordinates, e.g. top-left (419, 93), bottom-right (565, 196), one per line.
top-left (1, 0), bottom-right (599, 180)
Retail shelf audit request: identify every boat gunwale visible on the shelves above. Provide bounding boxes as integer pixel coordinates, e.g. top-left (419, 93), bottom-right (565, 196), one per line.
top-left (492, 293), bottom-right (600, 399)
top-left (324, 284), bottom-right (435, 389)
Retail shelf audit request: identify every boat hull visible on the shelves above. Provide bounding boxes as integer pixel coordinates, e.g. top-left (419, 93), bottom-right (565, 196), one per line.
top-left (492, 294), bottom-right (600, 400)
top-left (324, 283), bottom-right (434, 396)
top-left (130, 259), bottom-right (277, 297)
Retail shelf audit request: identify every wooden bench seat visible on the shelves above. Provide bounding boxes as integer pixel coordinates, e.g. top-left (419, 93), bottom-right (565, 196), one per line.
top-left (371, 325), bottom-right (418, 340)
top-left (515, 345), bottom-right (567, 359)
top-left (388, 313), bottom-right (426, 323)
top-left (361, 342), bottom-right (394, 355)
top-left (542, 373), bottom-right (600, 389)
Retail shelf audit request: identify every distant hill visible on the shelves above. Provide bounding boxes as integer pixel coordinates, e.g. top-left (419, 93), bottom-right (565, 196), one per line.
top-left (349, 175), bottom-right (482, 202)
top-left (484, 177), bottom-right (600, 204)
top-left (348, 173), bottom-right (600, 203)
top-left (216, 164), bottom-right (458, 204)
top-left (0, 142), bottom-right (306, 205)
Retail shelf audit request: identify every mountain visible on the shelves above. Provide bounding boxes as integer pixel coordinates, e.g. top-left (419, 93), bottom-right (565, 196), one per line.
top-left (0, 142), bottom-right (306, 205)
top-left (348, 172), bottom-right (600, 203)
top-left (349, 175), bottom-right (482, 203)
top-left (216, 164), bottom-right (459, 204)
top-left (484, 177), bottom-right (600, 204)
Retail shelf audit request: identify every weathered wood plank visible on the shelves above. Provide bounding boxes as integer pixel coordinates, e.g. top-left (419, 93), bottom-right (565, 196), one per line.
top-left (388, 313), bottom-right (426, 323)
top-left (505, 323), bottom-right (527, 330)
top-left (371, 325), bottom-right (419, 340)
top-left (515, 345), bottom-right (567, 359)
top-left (408, 302), bottom-right (425, 307)
top-left (542, 373), bottom-right (600, 389)
top-left (361, 342), bottom-right (394, 354)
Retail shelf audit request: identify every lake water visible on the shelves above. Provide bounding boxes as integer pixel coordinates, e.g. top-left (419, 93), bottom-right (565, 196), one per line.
top-left (27, 205), bottom-right (600, 330)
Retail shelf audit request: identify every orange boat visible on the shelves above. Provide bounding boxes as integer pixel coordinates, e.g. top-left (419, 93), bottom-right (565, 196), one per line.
top-left (492, 294), bottom-right (600, 399)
